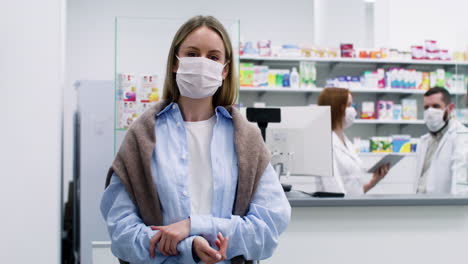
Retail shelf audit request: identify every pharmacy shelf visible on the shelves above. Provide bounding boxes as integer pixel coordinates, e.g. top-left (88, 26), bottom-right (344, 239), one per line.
top-left (347, 88), bottom-right (425, 94)
top-left (240, 55), bottom-right (468, 66)
top-left (354, 119), bottom-right (425, 125)
top-left (240, 87), bottom-right (322, 93)
top-left (358, 152), bottom-right (417, 157)
top-left (349, 89), bottom-right (465, 95)
top-left (239, 86), bottom-right (466, 95)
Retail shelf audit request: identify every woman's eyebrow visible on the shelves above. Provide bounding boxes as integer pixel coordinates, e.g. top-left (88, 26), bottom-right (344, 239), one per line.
top-left (182, 46), bottom-right (223, 54)
top-left (184, 46), bottom-right (200, 51)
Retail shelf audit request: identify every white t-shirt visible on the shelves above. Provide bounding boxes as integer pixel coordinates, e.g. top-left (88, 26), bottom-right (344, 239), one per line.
top-left (184, 115), bottom-right (216, 215)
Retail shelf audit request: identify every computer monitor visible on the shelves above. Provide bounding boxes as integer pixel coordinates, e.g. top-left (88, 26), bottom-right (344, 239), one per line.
top-left (264, 106), bottom-right (333, 177)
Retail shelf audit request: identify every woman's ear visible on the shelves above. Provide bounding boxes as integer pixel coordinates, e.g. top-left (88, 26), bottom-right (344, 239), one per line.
top-left (222, 62), bottom-right (229, 80)
top-left (173, 58), bottom-right (179, 73)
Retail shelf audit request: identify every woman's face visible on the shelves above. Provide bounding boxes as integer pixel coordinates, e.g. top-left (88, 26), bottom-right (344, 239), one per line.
top-left (346, 93), bottom-right (353, 107)
top-left (174, 26), bottom-right (229, 79)
top-left (339, 93), bottom-right (354, 128)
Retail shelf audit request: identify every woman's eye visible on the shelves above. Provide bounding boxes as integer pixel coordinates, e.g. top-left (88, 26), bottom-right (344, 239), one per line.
top-left (187, 52), bottom-right (197, 57)
top-left (209, 55), bottom-right (219, 61)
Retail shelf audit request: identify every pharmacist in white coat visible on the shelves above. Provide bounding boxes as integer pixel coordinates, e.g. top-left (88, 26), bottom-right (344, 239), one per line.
top-left (415, 87), bottom-right (467, 194)
top-left (318, 88), bottom-right (390, 195)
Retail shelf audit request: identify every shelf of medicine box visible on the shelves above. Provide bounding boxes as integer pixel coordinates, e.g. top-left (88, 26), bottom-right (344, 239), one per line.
top-left (354, 119), bottom-right (426, 125)
top-left (239, 86), bottom-right (467, 95)
top-left (239, 86), bottom-right (322, 93)
top-left (240, 55), bottom-right (468, 66)
top-left (348, 88), bottom-right (466, 95)
top-left (357, 152), bottom-right (417, 156)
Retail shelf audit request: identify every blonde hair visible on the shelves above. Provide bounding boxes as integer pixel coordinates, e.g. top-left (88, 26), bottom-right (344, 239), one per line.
top-left (162, 15), bottom-right (238, 107)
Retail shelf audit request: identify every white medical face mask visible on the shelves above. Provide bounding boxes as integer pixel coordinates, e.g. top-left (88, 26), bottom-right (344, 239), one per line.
top-left (176, 56), bottom-right (226, 99)
top-left (343, 106), bottom-right (357, 129)
top-left (424, 107), bottom-right (447, 132)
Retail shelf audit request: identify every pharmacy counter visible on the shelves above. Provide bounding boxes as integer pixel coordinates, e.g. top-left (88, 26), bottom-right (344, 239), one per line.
top-left (91, 190), bottom-right (468, 264)
top-left (264, 190), bottom-right (468, 264)
top-left (285, 190), bottom-right (468, 206)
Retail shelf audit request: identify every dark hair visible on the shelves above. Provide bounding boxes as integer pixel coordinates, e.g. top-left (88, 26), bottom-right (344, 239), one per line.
top-left (424, 87), bottom-right (451, 105)
top-left (318, 87), bottom-right (350, 130)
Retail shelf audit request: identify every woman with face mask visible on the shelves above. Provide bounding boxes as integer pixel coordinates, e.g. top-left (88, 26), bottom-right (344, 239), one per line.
top-left (100, 16), bottom-right (291, 264)
top-left (318, 88), bottom-right (390, 195)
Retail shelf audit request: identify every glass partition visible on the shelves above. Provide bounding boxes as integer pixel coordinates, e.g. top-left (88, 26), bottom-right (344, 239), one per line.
top-left (113, 14), bottom-right (468, 205)
top-left (238, 2), bottom-right (468, 204)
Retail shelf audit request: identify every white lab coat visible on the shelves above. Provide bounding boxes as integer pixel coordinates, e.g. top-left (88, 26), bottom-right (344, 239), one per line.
top-left (414, 119), bottom-right (468, 194)
top-left (324, 132), bottom-right (366, 195)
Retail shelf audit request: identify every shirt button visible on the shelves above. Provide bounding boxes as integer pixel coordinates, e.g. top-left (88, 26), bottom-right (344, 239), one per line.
top-left (182, 191), bottom-right (188, 196)
top-left (181, 153), bottom-right (187, 160)
top-left (172, 105), bottom-right (176, 109)
top-left (176, 122), bottom-right (181, 127)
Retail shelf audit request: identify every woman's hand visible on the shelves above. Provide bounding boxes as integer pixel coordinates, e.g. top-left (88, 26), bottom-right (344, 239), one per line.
top-left (148, 218), bottom-right (191, 257)
top-left (193, 233), bottom-right (229, 264)
top-left (372, 163), bottom-right (390, 183)
top-left (364, 163), bottom-right (390, 193)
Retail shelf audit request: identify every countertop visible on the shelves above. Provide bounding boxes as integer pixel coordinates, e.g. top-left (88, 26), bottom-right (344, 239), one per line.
top-left (286, 190), bottom-right (468, 207)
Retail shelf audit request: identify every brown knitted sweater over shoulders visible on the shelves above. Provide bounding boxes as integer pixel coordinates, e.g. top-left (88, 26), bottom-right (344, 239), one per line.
top-left (106, 100), bottom-right (271, 264)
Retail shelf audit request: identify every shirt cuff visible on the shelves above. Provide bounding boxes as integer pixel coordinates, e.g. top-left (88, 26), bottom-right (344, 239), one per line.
top-left (189, 215), bottom-right (213, 236)
top-left (177, 236), bottom-right (197, 264)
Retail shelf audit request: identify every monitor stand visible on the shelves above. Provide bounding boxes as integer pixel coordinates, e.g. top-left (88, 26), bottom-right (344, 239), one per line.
top-left (282, 183), bottom-right (292, 192)
top-left (246, 108), bottom-right (293, 192)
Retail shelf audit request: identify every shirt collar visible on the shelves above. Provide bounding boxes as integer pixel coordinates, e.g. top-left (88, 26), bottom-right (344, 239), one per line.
top-left (155, 101), bottom-right (233, 120)
top-left (215, 106), bottom-right (233, 120)
top-left (156, 102), bottom-right (176, 117)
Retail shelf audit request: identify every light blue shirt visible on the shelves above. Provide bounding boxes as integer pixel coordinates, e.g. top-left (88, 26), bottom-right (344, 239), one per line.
top-left (100, 102), bottom-right (291, 264)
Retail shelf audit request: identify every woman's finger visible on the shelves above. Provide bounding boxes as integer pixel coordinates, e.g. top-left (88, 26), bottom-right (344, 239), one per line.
top-left (216, 233), bottom-right (228, 259)
top-left (151, 226), bottom-right (163, 230)
top-left (169, 237), bottom-right (178, 256)
top-left (158, 234), bottom-right (169, 256)
top-left (199, 251), bottom-right (218, 264)
top-left (202, 244), bottom-right (221, 261)
top-left (219, 237), bottom-right (229, 259)
top-left (149, 231), bottom-right (162, 258)
top-left (163, 235), bottom-right (171, 255)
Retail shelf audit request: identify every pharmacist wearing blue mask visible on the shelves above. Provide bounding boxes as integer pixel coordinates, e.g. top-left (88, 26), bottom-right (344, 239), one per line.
top-left (100, 16), bottom-right (290, 264)
top-left (318, 88), bottom-right (390, 195)
top-left (414, 87), bottom-right (467, 194)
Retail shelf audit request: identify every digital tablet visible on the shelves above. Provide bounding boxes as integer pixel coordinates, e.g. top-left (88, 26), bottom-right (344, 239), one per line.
top-left (366, 154), bottom-right (406, 173)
